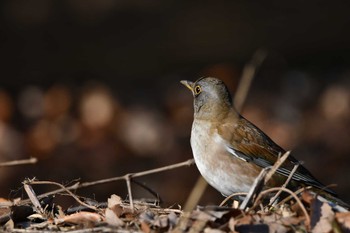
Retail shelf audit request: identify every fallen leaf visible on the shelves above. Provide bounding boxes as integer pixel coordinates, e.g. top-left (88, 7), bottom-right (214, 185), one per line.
top-left (204, 227), bottom-right (226, 233)
top-left (105, 208), bottom-right (124, 227)
top-left (27, 213), bottom-right (46, 221)
top-left (153, 214), bottom-right (168, 228)
top-left (262, 214), bottom-right (289, 233)
top-left (168, 212), bottom-right (179, 227)
top-left (108, 194), bottom-right (122, 208)
top-left (301, 191), bottom-right (315, 205)
top-left (311, 201), bottom-right (335, 233)
top-left (3, 219), bottom-right (14, 232)
top-left (140, 221), bottom-right (151, 233)
top-left (107, 194), bottom-right (123, 217)
top-left (234, 214), bottom-right (252, 226)
top-left (105, 194), bottom-right (125, 227)
top-left (55, 211), bottom-right (102, 226)
top-left (336, 212), bottom-right (350, 230)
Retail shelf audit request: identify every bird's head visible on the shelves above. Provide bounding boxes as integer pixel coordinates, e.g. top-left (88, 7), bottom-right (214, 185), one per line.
top-left (181, 77), bottom-right (234, 120)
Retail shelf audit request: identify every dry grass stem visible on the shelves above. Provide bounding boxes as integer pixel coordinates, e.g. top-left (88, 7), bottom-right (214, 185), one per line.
top-left (219, 192), bottom-right (248, 207)
top-left (14, 159), bottom-right (194, 207)
top-left (183, 176), bottom-right (208, 211)
top-left (264, 151), bottom-right (291, 184)
top-left (27, 180), bottom-right (98, 211)
top-left (0, 158), bottom-right (37, 167)
top-left (23, 182), bottom-right (44, 214)
top-left (234, 48), bottom-right (267, 112)
top-left (125, 175), bottom-right (134, 211)
top-left (251, 186), bottom-right (311, 227)
top-left (277, 186), bottom-right (312, 206)
top-left (238, 151), bottom-right (291, 210)
top-left (269, 163), bottom-right (300, 206)
top-left (240, 167), bottom-right (270, 210)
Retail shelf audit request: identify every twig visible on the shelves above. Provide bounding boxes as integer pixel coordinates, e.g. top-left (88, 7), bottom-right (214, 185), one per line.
top-left (238, 151), bottom-right (291, 210)
top-left (239, 167), bottom-right (270, 210)
top-left (150, 207), bottom-right (183, 214)
top-left (27, 180), bottom-right (98, 211)
top-left (219, 192), bottom-right (248, 207)
top-left (264, 151), bottom-right (291, 184)
top-left (14, 159), bottom-right (194, 207)
top-left (125, 175), bottom-right (134, 211)
top-left (183, 176), bottom-right (208, 211)
top-left (0, 157), bottom-right (37, 167)
top-left (269, 163), bottom-right (299, 206)
top-left (277, 186), bottom-right (312, 207)
top-left (250, 187), bottom-right (311, 228)
top-left (11, 226), bottom-right (129, 233)
top-left (234, 49), bottom-right (268, 112)
top-left (23, 182), bottom-right (44, 214)
top-left (131, 179), bottom-right (162, 204)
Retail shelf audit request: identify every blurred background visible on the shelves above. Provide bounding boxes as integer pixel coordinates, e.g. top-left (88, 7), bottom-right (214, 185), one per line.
top-left (0, 0), bottom-right (350, 207)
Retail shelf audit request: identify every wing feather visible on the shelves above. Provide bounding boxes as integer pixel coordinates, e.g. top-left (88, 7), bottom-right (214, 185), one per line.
top-left (218, 116), bottom-right (336, 195)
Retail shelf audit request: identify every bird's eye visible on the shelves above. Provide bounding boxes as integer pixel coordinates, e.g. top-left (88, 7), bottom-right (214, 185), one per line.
top-left (194, 85), bottom-right (202, 95)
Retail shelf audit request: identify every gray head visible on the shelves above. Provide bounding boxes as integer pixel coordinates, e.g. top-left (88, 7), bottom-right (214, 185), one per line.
top-left (181, 77), bottom-right (233, 120)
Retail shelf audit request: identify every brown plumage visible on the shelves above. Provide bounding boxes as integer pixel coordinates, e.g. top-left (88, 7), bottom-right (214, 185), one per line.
top-left (181, 77), bottom-right (340, 199)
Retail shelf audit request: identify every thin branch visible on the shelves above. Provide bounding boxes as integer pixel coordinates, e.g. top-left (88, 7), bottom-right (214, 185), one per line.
top-left (239, 167), bottom-right (270, 210)
top-left (14, 159), bottom-right (194, 207)
top-left (277, 186), bottom-right (312, 207)
top-left (131, 179), bottom-right (162, 204)
top-left (238, 151), bottom-right (291, 210)
top-left (27, 180), bottom-right (98, 211)
top-left (269, 163), bottom-right (299, 206)
top-left (23, 182), bottom-right (44, 214)
top-left (250, 187), bottom-right (311, 228)
top-left (183, 176), bottom-right (207, 211)
top-left (150, 207), bottom-right (183, 214)
top-left (0, 157), bottom-right (37, 167)
top-left (264, 151), bottom-right (291, 184)
top-left (234, 49), bottom-right (268, 112)
top-left (219, 192), bottom-right (248, 207)
top-left (125, 175), bottom-right (134, 211)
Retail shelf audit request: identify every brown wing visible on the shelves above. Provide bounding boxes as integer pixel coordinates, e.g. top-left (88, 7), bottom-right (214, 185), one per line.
top-left (218, 115), bottom-right (336, 195)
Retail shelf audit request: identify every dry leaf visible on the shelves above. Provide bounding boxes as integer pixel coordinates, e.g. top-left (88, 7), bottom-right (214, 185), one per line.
top-left (108, 194), bottom-right (122, 208)
top-left (55, 211), bottom-right (102, 226)
top-left (192, 211), bottom-right (216, 222)
top-left (336, 212), bottom-right (350, 230)
top-left (301, 191), bottom-right (315, 205)
top-left (168, 212), bottom-right (179, 227)
top-left (55, 205), bottom-right (65, 219)
top-left (311, 201), bottom-right (335, 233)
top-left (3, 219), bottom-right (14, 232)
top-left (105, 194), bottom-right (125, 227)
top-left (140, 221), bottom-right (151, 233)
top-left (263, 214), bottom-right (289, 233)
top-left (107, 194), bottom-right (123, 217)
top-left (234, 214), bottom-right (252, 226)
top-left (228, 217), bottom-right (238, 233)
top-left (105, 208), bottom-right (124, 227)
top-left (153, 214), bottom-right (169, 228)
top-left (280, 216), bottom-right (305, 226)
top-left (203, 227), bottom-right (226, 233)
top-left (27, 213), bottom-right (46, 221)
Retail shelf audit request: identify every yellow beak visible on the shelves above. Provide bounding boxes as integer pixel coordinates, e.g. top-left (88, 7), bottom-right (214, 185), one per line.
top-left (180, 80), bottom-right (194, 93)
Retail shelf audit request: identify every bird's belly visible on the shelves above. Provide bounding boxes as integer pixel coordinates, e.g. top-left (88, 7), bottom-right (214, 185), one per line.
top-left (191, 121), bottom-right (259, 196)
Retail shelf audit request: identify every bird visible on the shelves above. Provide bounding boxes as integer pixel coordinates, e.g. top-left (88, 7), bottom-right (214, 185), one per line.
top-left (181, 77), bottom-right (347, 208)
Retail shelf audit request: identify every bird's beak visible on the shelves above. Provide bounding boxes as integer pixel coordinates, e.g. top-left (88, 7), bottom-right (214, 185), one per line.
top-left (180, 80), bottom-right (194, 93)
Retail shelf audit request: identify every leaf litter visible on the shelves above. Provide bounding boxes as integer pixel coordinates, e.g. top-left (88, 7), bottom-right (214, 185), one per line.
top-left (0, 159), bottom-right (349, 232)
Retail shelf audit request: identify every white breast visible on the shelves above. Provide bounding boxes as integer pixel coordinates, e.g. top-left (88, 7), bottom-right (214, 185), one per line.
top-left (190, 120), bottom-right (256, 196)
